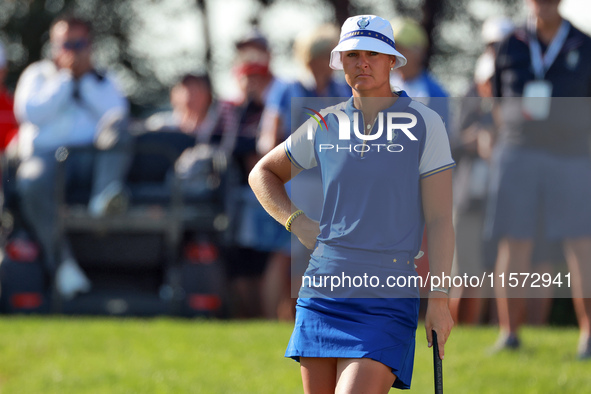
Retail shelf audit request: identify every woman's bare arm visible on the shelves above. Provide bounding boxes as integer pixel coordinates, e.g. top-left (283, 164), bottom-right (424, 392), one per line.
top-left (249, 142), bottom-right (320, 249)
top-left (421, 169), bottom-right (455, 360)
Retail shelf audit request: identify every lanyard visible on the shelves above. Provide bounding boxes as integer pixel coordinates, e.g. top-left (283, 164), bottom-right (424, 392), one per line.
top-left (528, 18), bottom-right (570, 80)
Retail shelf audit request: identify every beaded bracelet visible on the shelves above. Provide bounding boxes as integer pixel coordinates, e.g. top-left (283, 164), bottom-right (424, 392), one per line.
top-left (285, 210), bottom-right (304, 232)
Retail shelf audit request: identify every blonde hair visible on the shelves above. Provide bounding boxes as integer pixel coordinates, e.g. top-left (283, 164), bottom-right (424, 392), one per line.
top-left (293, 24), bottom-right (340, 65)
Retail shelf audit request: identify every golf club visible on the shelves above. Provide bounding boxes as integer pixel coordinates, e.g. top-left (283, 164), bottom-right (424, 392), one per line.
top-left (433, 330), bottom-right (443, 394)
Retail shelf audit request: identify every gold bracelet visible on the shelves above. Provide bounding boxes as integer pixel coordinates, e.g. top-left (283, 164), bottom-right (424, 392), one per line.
top-left (285, 210), bottom-right (304, 232)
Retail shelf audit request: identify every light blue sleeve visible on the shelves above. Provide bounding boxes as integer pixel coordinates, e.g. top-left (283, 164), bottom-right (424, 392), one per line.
top-left (415, 103), bottom-right (455, 178)
top-left (285, 117), bottom-right (318, 170)
top-left (14, 63), bottom-right (75, 126)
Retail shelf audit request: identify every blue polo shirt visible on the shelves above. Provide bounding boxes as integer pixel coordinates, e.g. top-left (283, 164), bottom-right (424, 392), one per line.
top-left (266, 78), bottom-right (352, 138)
top-left (285, 92), bottom-right (454, 257)
top-left (390, 70), bottom-right (450, 129)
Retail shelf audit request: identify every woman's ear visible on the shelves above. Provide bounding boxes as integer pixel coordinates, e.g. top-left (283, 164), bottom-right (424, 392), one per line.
top-left (390, 56), bottom-right (396, 70)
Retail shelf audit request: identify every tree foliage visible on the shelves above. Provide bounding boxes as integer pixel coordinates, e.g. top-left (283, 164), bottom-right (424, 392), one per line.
top-left (0, 0), bottom-right (532, 112)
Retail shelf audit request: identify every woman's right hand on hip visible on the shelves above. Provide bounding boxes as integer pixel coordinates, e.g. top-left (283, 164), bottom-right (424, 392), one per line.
top-left (291, 214), bottom-right (320, 250)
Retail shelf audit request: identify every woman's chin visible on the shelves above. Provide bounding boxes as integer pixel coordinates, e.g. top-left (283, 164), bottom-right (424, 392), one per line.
top-left (352, 82), bottom-right (375, 92)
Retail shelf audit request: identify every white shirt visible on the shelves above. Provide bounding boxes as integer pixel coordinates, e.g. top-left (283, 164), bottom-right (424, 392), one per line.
top-left (14, 59), bottom-right (128, 159)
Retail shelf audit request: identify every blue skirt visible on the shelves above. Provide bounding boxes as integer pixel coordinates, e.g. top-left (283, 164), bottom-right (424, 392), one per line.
top-left (285, 246), bottom-right (421, 390)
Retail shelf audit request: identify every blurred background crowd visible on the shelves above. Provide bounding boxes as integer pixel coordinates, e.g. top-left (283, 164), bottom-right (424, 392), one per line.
top-left (0, 0), bottom-right (590, 348)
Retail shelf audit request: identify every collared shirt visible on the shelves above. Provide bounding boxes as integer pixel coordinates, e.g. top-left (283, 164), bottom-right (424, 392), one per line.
top-left (14, 59), bottom-right (128, 159)
top-left (286, 92), bottom-right (455, 256)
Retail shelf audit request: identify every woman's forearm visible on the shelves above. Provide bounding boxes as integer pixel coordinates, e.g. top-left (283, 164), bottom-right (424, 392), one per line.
top-left (425, 217), bottom-right (455, 288)
top-left (249, 142), bottom-right (319, 249)
top-left (421, 170), bottom-right (455, 290)
top-left (249, 142), bottom-right (305, 223)
top-left (249, 159), bottom-right (296, 225)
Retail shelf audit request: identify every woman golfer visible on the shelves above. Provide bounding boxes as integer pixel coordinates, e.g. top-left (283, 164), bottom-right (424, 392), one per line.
top-left (249, 15), bottom-right (454, 392)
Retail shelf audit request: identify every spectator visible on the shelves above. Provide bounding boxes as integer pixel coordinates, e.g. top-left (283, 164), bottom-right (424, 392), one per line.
top-left (389, 17), bottom-right (449, 126)
top-left (231, 29), bottom-right (275, 178)
top-left (223, 30), bottom-right (279, 318)
top-left (257, 24), bottom-right (350, 320)
top-left (481, 16), bottom-right (517, 53)
top-left (0, 41), bottom-right (18, 151)
top-left (135, 73), bottom-right (230, 207)
top-left (13, 15), bottom-right (130, 300)
top-left (449, 51), bottom-right (497, 324)
top-left (486, 0), bottom-right (591, 358)
top-left (449, 17), bottom-right (515, 325)
top-left (144, 73), bottom-right (232, 146)
top-left (146, 74), bottom-right (215, 135)
top-left (258, 24), bottom-right (351, 152)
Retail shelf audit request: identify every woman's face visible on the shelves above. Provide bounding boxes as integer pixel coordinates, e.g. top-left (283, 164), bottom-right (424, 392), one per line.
top-left (342, 50), bottom-right (395, 96)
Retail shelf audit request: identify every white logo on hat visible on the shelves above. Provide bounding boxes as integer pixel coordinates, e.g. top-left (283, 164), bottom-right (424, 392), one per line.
top-left (357, 17), bottom-right (370, 29)
top-left (330, 15), bottom-right (408, 71)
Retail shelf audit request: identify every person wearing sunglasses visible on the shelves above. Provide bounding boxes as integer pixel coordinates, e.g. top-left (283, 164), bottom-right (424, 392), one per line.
top-left (52, 35), bottom-right (92, 80)
top-left (13, 14), bottom-right (130, 300)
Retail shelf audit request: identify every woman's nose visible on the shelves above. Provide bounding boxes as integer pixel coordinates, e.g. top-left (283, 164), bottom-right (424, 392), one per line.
top-left (357, 53), bottom-right (369, 67)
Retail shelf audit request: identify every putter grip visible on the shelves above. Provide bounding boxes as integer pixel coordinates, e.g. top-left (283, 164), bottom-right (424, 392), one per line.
top-left (433, 330), bottom-right (443, 394)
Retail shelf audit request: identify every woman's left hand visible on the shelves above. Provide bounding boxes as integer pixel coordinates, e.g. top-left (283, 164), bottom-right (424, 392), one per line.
top-left (424, 293), bottom-right (454, 360)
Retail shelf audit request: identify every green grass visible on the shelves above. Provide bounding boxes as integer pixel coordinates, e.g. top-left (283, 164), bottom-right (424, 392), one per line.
top-left (0, 318), bottom-right (589, 393)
